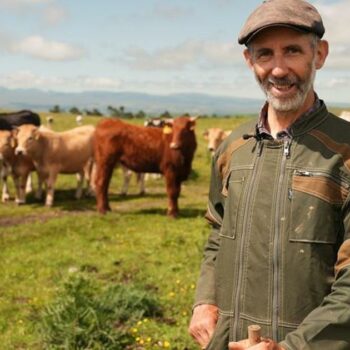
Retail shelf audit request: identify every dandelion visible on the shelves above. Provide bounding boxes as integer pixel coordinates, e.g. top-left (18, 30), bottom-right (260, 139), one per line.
top-left (190, 284), bottom-right (195, 289)
top-left (163, 340), bottom-right (170, 348)
top-left (132, 327), bottom-right (138, 333)
top-left (137, 320), bottom-right (143, 325)
top-left (168, 292), bottom-right (175, 298)
top-left (147, 337), bottom-right (152, 342)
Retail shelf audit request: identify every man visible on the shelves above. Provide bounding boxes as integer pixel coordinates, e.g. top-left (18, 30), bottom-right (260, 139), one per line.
top-left (189, 0), bottom-right (350, 349)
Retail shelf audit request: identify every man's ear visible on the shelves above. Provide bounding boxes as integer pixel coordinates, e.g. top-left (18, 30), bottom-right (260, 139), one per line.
top-left (315, 40), bottom-right (329, 70)
top-left (243, 48), bottom-right (254, 70)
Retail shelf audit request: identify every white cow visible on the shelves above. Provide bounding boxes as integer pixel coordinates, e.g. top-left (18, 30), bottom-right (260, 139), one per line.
top-left (76, 115), bottom-right (83, 125)
top-left (15, 124), bottom-right (95, 206)
top-left (0, 129), bottom-right (42, 203)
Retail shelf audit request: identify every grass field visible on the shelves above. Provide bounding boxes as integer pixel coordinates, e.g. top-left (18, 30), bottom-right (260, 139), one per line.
top-left (0, 113), bottom-right (250, 349)
top-left (1, 106), bottom-right (347, 349)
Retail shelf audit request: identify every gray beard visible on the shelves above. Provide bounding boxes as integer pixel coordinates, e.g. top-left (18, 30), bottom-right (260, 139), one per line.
top-left (256, 64), bottom-right (316, 114)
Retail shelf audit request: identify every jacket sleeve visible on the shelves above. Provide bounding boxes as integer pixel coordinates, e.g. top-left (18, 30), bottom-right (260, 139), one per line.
top-left (280, 204), bottom-right (350, 350)
top-left (193, 155), bottom-right (225, 308)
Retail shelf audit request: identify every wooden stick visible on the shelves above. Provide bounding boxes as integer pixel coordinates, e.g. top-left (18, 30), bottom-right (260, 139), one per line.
top-left (248, 325), bottom-right (261, 346)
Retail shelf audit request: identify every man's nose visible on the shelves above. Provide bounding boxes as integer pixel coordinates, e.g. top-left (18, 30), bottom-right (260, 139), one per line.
top-left (271, 56), bottom-right (289, 77)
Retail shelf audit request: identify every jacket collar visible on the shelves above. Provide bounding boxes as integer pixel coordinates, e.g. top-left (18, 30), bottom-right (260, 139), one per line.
top-left (257, 96), bottom-right (328, 139)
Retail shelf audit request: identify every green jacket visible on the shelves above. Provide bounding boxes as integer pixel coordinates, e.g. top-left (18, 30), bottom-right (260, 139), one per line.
top-left (194, 102), bottom-right (350, 350)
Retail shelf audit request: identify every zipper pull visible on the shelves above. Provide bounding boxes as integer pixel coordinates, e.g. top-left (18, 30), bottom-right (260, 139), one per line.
top-left (288, 188), bottom-right (293, 200)
top-left (283, 139), bottom-right (291, 158)
top-left (295, 170), bottom-right (312, 176)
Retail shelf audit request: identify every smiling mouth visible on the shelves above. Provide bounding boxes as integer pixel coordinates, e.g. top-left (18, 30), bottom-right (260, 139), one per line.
top-left (269, 83), bottom-right (297, 96)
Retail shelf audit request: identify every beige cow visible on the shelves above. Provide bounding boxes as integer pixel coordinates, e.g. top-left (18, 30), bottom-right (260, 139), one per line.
top-left (14, 124), bottom-right (95, 206)
top-left (203, 128), bottom-right (231, 154)
top-left (339, 111), bottom-right (350, 122)
top-left (0, 129), bottom-right (42, 203)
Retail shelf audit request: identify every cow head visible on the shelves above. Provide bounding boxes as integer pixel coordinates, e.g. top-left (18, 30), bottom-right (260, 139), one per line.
top-left (203, 127), bottom-right (229, 154)
top-left (14, 124), bottom-right (40, 156)
top-left (168, 116), bottom-right (197, 150)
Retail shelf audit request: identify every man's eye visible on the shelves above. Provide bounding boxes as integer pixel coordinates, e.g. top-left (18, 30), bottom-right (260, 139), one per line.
top-left (286, 47), bottom-right (301, 54)
top-left (256, 52), bottom-right (271, 61)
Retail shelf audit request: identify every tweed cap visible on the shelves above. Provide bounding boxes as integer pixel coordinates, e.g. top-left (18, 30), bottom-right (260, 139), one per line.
top-left (238, 0), bottom-right (325, 45)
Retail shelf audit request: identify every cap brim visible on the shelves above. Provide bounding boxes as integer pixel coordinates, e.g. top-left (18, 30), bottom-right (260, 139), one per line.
top-left (244, 23), bottom-right (310, 45)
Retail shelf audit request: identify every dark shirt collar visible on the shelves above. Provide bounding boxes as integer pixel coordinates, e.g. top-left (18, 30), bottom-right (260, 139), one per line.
top-left (257, 94), bottom-right (321, 140)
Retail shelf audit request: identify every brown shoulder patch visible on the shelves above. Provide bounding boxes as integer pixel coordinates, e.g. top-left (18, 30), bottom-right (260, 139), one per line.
top-left (309, 130), bottom-right (350, 172)
top-left (335, 239), bottom-right (350, 276)
top-left (292, 175), bottom-right (349, 206)
top-left (217, 137), bottom-right (250, 182)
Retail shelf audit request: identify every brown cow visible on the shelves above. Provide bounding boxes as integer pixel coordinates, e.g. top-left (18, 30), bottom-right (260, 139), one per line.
top-left (0, 129), bottom-right (41, 203)
top-left (15, 124), bottom-right (95, 206)
top-left (94, 116), bottom-right (197, 217)
top-left (203, 127), bottom-right (231, 154)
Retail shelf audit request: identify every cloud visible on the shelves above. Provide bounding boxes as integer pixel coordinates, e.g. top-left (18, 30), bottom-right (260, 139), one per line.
top-left (153, 3), bottom-right (193, 20)
top-left (42, 4), bottom-right (68, 25)
top-left (314, 0), bottom-right (350, 69)
top-left (121, 40), bottom-right (243, 71)
top-left (10, 35), bottom-right (84, 61)
top-left (0, 0), bottom-right (52, 10)
top-left (0, 70), bottom-right (121, 91)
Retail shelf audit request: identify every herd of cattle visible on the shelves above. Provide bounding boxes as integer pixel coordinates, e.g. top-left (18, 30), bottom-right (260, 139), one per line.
top-left (0, 110), bottom-right (231, 217)
top-left (2, 109), bottom-right (349, 217)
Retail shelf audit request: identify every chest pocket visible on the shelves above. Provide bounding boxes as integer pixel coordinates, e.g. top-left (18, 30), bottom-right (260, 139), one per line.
top-left (220, 168), bottom-right (249, 239)
top-left (289, 170), bottom-right (349, 244)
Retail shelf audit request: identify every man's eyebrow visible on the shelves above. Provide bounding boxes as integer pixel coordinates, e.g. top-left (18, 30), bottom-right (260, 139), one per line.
top-left (284, 44), bottom-right (303, 51)
top-left (253, 47), bottom-right (272, 55)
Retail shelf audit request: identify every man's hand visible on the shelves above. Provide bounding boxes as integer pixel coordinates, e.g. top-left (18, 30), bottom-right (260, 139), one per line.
top-left (228, 338), bottom-right (285, 350)
top-left (188, 304), bottom-right (219, 349)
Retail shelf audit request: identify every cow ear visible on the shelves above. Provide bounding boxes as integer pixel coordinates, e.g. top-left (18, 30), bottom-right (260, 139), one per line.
top-left (163, 125), bottom-right (173, 134)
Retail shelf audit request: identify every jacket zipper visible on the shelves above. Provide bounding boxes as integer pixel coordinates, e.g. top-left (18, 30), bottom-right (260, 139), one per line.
top-left (272, 138), bottom-right (291, 340)
top-left (232, 140), bottom-right (263, 340)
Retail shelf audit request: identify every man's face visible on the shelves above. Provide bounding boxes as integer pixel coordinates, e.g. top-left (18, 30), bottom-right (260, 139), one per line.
top-left (244, 27), bottom-right (327, 113)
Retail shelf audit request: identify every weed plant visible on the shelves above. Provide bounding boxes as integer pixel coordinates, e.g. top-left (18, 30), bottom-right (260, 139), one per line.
top-left (39, 274), bottom-right (162, 349)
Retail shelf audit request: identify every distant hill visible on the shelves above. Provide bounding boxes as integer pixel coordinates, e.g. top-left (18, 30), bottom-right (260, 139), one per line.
top-left (0, 87), bottom-right (264, 115)
top-left (0, 87), bottom-right (349, 116)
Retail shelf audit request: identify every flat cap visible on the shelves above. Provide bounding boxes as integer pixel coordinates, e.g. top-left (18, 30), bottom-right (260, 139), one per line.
top-left (238, 0), bottom-right (325, 45)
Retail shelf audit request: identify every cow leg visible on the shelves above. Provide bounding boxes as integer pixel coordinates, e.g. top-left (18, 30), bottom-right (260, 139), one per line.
top-left (25, 173), bottom-right (33, 193)
top-left (95, 155), bottom-right (117, 213)
top-left (1, 165), bottom-right (10, 202)
top-left (75, 171), bottom-right (84, 199)
top-left (120, 166), bottom-right (132, 195)
top-left (16, 174), bottom-right (28, 204)
top-left (84, 158), bottom-right (96, 197)
top-left (12, 174), bottom-right (23, 204)
top-left (45, 172), bottom-right (57, 206)
top-left (164, 171), bottom-right (181, 218)
top-left (35, 172), bottom-right (44, 200)
top-left (137, 173), bottom-right (146, 195)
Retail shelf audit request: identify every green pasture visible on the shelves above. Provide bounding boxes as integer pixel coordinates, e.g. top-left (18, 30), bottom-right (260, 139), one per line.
top-left (1, 108), bottom-right (345, 349)
top-left (0, 113), bottom-right (250, 349)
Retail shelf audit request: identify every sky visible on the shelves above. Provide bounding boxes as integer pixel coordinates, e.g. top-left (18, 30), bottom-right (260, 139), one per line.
top-left (0, 0), bottom-right (349, 104)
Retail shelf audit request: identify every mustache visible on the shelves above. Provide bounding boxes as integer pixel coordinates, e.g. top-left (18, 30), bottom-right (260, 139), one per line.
top-left (266, 76), bottom-right (298, 86)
